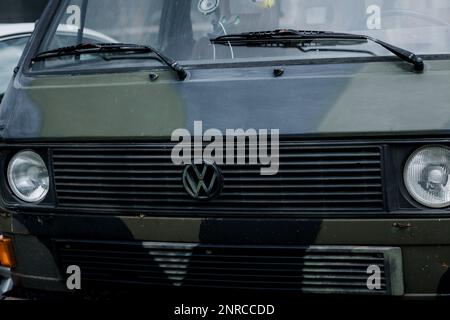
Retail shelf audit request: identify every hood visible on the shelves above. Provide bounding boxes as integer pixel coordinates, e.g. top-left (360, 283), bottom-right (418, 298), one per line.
top-left (1, 59), bottom-right (450, 140)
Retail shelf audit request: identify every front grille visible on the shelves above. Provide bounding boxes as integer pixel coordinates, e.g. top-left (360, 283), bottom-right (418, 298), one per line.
top-left (52, 143), bottom-right (384, 214)
top-left (54, 240), bottom-right (402, 295)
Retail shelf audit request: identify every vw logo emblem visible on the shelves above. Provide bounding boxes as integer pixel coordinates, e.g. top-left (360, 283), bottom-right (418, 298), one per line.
top-left (182, 160), bottom-right (223, 200)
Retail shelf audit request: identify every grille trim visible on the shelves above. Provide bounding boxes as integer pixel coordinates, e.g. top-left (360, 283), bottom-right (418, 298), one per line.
top-left (54, 241), bottom-right (403, 295)
top-left (51, 143), bottom-right (385, 214)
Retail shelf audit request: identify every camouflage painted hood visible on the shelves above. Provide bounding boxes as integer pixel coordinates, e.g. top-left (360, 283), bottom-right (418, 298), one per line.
top-left (1, 59), bottom-right (449, 140)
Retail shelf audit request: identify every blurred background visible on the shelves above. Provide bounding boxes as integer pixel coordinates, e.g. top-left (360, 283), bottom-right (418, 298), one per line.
top-left (0, 0), bottom-right (48, 23)
top-left (0, 0), bottom-right (48, 102)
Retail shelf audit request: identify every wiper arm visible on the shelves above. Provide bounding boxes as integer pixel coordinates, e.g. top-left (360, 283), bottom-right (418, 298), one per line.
top-left (31, 43), bottom-right (187, 80)
top-left (211, 29), bottom-right (424, 72)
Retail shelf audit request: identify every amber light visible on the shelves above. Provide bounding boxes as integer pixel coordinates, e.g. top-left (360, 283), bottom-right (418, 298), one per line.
top-left (0, 235), bottom-right (16, 268)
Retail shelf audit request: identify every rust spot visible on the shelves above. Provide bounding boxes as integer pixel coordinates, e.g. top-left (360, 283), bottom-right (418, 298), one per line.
top-left (393, 222), bottom-right (416, 230)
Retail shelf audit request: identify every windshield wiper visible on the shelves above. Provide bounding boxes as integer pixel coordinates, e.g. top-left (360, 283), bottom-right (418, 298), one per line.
top-left (31, 43), bottom-right (187, 80)
top-left (211, 29), bottom-right (424, 71)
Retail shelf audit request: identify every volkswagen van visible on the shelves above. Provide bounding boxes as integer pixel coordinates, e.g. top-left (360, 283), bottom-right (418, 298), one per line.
top-left (1, 0), bottom-right (450, 298)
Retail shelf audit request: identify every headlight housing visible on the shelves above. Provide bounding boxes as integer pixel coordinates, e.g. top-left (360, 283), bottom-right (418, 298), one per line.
top-left (7, 151), bottom-right (50, 203)
top-left (404, 146), bottom-right (450, 208)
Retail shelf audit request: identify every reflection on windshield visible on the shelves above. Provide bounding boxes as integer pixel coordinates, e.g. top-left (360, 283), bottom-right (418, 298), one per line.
top-left (0, 36), bottom-right (29, 93)
top-left (36, 0), bottom-right (450, 70)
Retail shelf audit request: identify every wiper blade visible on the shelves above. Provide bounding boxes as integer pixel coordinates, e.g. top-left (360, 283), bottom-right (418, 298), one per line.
top-left (211, 29), bottom-right (424, 71)
top-left (31, 43), bottom-right (150, 60)
top-left (31, 43), bottom-right (187, 80)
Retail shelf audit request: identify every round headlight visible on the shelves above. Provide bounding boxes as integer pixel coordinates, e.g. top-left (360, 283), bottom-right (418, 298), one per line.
top-left (404, 146), bottom-right (450, 208)
top-left (7, 151), bottom-right (49, 203)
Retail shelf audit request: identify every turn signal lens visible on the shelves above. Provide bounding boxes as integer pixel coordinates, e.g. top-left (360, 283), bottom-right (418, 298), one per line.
top-left (0, 236), bottom-right (16, 268)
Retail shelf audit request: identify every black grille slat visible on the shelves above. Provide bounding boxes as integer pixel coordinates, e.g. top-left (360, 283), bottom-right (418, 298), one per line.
top-left (80, 276), bottom-right (386, 291)
top-left (57, 190), bottom-right (382, 197)
top-left (52, 152), bottom-right (380, 159)
top-left (55, 241), bottom-right (391, 294)
top-left (53, 168), bottom-right (381, 182)
top-left (54, 180), bottom-right (382, 190)
top-left (52, 143), bottom-right (384, 214)
top-left (59, 259), bottom-right (382, 273)
top-left (56, 175), bottom-right (381, 184)
top-left (80, 278), bottom-right (383, 293)
top-left (81, 271), bottom-right (383, 283)
top-left (57, 196), bottom-right (383, 205)
top-left (54, 160), bottom-right (380, 168)
top-left (59, 254), bottom-right (384, 267)
top-left (55, 204), bottom-right (382, 212)
top-left (55, 183), bottom-right (382, 191)
top-left (54, 168), bottom-right (380, 175)
top-left (60, 263), bottom-right (385, 281)
top-left (57, 248), bottom-right (385, 261)
top-left (61, 255), bottom-right (384, 271)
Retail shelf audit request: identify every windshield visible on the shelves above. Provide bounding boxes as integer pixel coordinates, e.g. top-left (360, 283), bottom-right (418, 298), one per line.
top-left (0, 35), bottom-right (29, 93)
top-left (33, 0), bottom-right (450, 71)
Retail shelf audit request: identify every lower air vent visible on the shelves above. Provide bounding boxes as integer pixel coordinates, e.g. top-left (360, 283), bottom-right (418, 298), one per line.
top-left (54, 240), bottom-right (403, 295)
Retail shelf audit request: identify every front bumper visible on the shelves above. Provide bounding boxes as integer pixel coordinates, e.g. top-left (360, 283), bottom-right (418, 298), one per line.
top-left (3, 211), bottom-right (450, 297)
